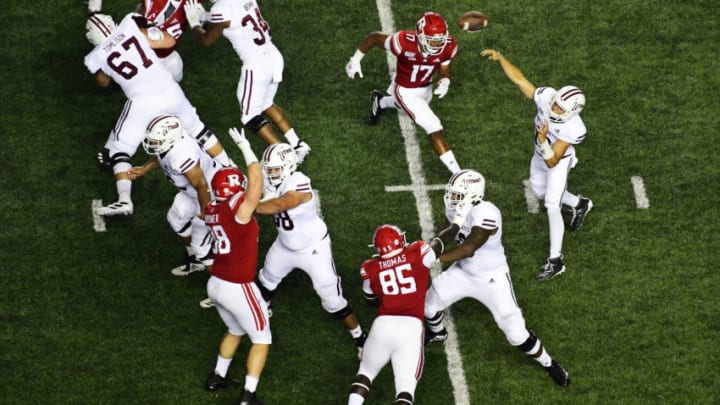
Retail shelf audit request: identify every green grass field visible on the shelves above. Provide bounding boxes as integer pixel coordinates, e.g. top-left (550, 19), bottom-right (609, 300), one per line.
top-left (2, 0), bottom-right (719, 404)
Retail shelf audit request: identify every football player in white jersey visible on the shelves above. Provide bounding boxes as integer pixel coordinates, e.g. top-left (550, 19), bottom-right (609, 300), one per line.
top-left (481, 49), bottom-right (594, 281)
top-left (253, 143), bottom-right (367, 359)
top-left (128, 116), bottom-right (221, 279)
top-left (424, 170), bottom-right (571, 388)
top-left (181, 0), bottom-right (312, 164)
top-left (84, 13), bottom-right (234, 217)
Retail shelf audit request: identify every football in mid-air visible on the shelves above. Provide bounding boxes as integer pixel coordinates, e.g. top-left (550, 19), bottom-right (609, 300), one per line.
top-left (457, 11), bottom-right (488, 32)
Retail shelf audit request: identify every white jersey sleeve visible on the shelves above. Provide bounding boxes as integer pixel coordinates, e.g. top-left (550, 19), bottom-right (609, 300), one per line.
top-left (446, 200), bottom-right (507, 273)
top-left (273, 171), bottom-right (328, 251)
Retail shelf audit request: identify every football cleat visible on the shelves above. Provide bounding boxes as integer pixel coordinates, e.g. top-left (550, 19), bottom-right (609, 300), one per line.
top-left (366, 90), bottom-right (383, 125)
top-left (170, 256), bottom-right (207, 277)
top-left (536, 255), bottom-right (566, 281)
top-left (205, 372), bottom-right (241, 391)
top-left (568, 196), bottom-right (593, 231)
top-left (238, 389), bottom-right (264, 405)
top-left (293, 141), bottom-right (311, 165)
top-left (353, 332), bottom-right (367, 361)
top-left (199, 298), bottom-right (215, 309)
top-left (425, 328), bottom-right (448, 344)
top-left (544, 359), bottom-right (570, 387)
top-left (95, 200), bottom-right (133, 216)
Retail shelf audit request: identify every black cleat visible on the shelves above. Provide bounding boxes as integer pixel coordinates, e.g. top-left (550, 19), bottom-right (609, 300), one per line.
top-left (237, 389), bottom-right (264, 405)
top-left (424, 328), bottom-right (448, 344)
top-left (205, 372), bottom-right (241, 391)
top-left (536, 255), bottom-right (566, 281)
top-left (366, 90), bottom-right (383, 125)
top-left (568, 196), bottom-right (593, 231)
top-left (544, 359), bottom-right (570, 387)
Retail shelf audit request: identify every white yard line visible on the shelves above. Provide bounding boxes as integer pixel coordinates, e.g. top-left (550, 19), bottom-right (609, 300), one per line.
top-left (630, 176), bottom-right (650, 209)
top-left (375, 2), bottom-right (470, 404)
top-left (91, 199), bottom-right (107, 232)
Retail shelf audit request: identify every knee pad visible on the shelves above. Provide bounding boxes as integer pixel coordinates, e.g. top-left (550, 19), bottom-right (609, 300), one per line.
top-left (330, 304), bottom-right (354, 321)
top-left (425, 311), bottom-right (444, 328)
top-left (246, 114), bottom-right (270, 134)
top-left (516, 330), bottom-right (537, 352)
top-left (395, 391), bottom-right (414, 405)
top-left (193, 126), bottom-right (218, 149)
top-left (350, 374), bottom-right (371, 396)
top-left (110, 151), bottom-right (131, 164)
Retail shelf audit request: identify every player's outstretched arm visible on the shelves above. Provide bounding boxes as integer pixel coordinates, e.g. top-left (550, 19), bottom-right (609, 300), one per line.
top-left (345, 32), bottom-right (390, 79)
top-left (480, 49), bottom-right (536, 100)
top-left (227, 127), bottom-right (263, 223)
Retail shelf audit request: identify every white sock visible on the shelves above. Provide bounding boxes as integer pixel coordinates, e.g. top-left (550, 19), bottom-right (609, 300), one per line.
top-left (244, 375), bottom-right (259, 392)
top-left (214, 355), bottom-right (232, 377)
top-left (284, 128), bottom-right (300, 146)
top-left (439, 151), bottom-right (461, 174)
top-left (349, 325), bottom-right (363, 339)
top-left (348, 393), bottom-right (365, 405)
top-left (561, 191), bottom-right (579, 208)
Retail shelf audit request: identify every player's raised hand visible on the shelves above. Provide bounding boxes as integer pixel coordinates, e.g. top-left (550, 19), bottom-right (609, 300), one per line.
top-left (184, 0), bottom-right (204, 29)
top-left (228, 127), bottom-right (248, 146)
top-left (229, 127), bottom-right (258, 165)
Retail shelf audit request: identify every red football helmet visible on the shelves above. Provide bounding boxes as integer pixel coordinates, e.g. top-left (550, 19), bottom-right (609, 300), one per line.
top-left (211, 167), bottom-right (246, 201)
top-left (372, 224), bottom-right (407, 259)
top-left (416, 12), bottom-right (449, 56)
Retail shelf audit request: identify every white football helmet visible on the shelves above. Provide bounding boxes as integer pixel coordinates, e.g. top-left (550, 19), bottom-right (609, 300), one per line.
top-left (416, 12), bottom-right (449, 56)
top-left (261, 143), bottom-right (297, 186)
top-left (550, 86), bottom-right (585, 122)
top-left (444, 169), bottom-right (485, 210)
top-left (143, 115), bottom-right (183, 155)
top-left (85, 13), bottom-right (116, 46)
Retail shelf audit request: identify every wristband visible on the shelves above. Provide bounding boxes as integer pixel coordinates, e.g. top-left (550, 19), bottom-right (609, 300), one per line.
top-left (238, 143), bottom-right (258, 165)
top-left (352, 49), bottom-right (365, 61)
top-left (539, 140), bottom-right (554, 160)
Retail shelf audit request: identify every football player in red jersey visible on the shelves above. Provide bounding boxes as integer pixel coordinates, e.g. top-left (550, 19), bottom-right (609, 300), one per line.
top-left (136, 0), bottom-right (207, 82)
top-left (347, 220), bottom-right (463, 405)
top-left (202, 128), bottom-right (268, 405)
top-left (346, 11), bottom-right (461, 174)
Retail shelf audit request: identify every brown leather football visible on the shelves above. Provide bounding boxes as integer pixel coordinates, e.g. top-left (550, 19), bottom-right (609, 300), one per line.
top-left (457, 11), bottom-right (488, 32)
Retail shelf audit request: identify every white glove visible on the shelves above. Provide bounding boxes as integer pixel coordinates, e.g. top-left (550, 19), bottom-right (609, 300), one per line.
top-left (228, 127), bottom-right (258, 165)
top-left (183, 0), bottom-right (204, 29)
top-left (434, 78), bottom-right (450, 99)
top-left (345, 50), bottom-right (365, 79)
